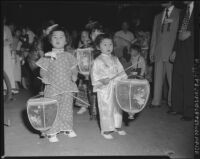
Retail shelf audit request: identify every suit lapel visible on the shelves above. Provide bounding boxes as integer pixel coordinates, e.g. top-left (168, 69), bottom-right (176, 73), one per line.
top-left (169, 7), bottom-right (177, 20)
top-left (157, 12), bottom-right (164, 31)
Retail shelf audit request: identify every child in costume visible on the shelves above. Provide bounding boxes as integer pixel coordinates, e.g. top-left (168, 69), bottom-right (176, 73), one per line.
top-left (36, 25), bottom-right (78, 142)
top-left (91, 33), bottom-right (127, 139)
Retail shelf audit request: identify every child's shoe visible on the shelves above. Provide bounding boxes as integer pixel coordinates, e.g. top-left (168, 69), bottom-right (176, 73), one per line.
top-left (48, 135), bottom-right (59, 143)
top-left (64, 130), bottom-right (77, 138)
top-left (115, 129), bottom-right (127, 135)
top-left (77, 107), bottom-right (87, 114)
top-left (101, 132), bottom-right (114, 139)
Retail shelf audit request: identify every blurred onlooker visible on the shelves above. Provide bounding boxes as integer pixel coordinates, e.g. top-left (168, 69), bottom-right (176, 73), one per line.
top-left (12, 28), bottom-right (22, 90)
top-left (114, 20), bottom-right (136, 59)
top-left (26, 26), bottom-right (36, 46)
top-left (8, 21), bottom-right (16, 36)
top-left (27, 38), bottom-right (44, 95)
top-left (20, 26), bottom-right (31, 89)
top-left (20, 27), bottom-right (30, 53)
top-left (3, 17), bottom-right (17, 94)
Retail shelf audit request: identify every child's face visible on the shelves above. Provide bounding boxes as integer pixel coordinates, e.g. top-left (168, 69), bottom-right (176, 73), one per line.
top-left (91, 30), bottom-right (101, 41)
top-left (81, 31), bottom-right (90, 45)
top-left (22, 29), bottom-right (26, 35)
top-left (99, 38), bottom-right (113, 55)
top-left (51, 31), bottom-right (67, 49)
top-left (130, 49), bottom-right (139, 57)
top-left (15, 30), bottom-right (21, 37)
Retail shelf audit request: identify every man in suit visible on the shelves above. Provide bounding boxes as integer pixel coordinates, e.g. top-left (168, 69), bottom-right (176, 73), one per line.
top-left (149, 1), bottom-right (180, 108)
top-left (169, 1), bottom-right (194, 121)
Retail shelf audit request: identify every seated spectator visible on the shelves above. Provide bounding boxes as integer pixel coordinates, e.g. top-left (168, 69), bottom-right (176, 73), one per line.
top-left (129, 43), bottom-right (146, 78)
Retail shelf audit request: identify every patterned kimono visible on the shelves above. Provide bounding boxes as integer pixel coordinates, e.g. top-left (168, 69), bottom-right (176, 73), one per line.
top-left (36, 50), bottom-right (78, 136)
top-left (91, 54), bottom-right (127, 134)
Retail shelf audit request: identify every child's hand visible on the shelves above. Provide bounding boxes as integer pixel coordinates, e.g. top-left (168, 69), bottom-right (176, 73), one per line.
top-left (169, 51), bottom-right (176, 62)
top-left (72, 75), bottom-right (77, 82)
top-left (99, 78), bottom-right (110, 85)
top-left (38, 77), bottom-right (50, 85)
top-left (150, 54), bottom-right (155, 63)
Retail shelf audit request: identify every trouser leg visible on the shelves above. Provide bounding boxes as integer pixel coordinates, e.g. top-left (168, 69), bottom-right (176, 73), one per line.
top-left (152, 61), bottom-right (165, 105)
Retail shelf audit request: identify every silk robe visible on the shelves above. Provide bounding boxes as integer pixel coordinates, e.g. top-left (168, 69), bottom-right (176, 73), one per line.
top-left (91, 54), bottom-right (127, 133)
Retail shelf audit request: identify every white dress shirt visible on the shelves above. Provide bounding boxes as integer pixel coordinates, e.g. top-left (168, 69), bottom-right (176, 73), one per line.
top-left (188, 1), bottom-right (194, 19)
top-left (162, 5), bottom-right (174, 24)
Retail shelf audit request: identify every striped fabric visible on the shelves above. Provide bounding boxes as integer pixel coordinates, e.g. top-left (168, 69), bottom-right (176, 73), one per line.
top-left (180, 6), bottom-right (190, 32)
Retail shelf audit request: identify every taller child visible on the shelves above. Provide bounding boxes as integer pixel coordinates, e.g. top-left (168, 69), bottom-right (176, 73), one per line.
top-left (36, 26), bottom-right (78, 142)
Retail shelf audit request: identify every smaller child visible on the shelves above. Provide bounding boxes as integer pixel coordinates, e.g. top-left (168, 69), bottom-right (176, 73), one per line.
top-left (129, 43), bottom-right (146, 78)
top-left (128, 43), bottom-right (146, 119)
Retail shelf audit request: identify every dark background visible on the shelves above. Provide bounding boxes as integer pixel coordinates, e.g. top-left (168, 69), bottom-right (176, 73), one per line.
top-left (2, 1), bottom-right (185, 32)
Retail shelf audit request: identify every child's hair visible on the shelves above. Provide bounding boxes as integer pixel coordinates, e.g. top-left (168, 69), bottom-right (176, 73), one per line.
top-left (94, 33), bottom-right (113, 48)
top-left (47, 25), bottom-right (67, 43)
top-left (89, 22), bottom-right (104, 37)
top-left (130, 42), bottom-right (141, 53)
top-left (94, 33), bottom-right (114, 58)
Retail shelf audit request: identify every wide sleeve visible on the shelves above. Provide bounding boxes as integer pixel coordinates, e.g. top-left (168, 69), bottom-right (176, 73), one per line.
top-left (91, 59), bottom-right (108, 89)
top-left (115, 57), bottom-right (128, 81)
top-left (36, 57), bottom-right (49, 83)
top-left (35, 57), bottom-right (49, 71)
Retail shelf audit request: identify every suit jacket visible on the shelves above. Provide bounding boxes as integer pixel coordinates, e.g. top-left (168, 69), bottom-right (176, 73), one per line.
top-left (173, 6), bottom-right (194, 61)
top-left (150, 7), bottom-right (180, 62)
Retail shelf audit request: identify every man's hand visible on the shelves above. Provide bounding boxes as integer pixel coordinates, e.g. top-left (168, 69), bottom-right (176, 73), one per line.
top-left (178, 31), bottom-right (191, 41)
top-left (169, 51), bottom-right (176, 63)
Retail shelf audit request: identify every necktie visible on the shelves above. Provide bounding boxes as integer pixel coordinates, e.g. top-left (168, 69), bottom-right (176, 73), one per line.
top-left (161, 8), bottom-right (170, 33)
top-left (165, 8), bottom-right (169, 19)
top-left (180, 6), bottom-right (190, 32)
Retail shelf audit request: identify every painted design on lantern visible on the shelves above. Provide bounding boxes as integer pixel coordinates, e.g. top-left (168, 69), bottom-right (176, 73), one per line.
top-left (30, 115), bottom-right (42, 126)
top-left (133, 87), bottom-right (146, 106)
